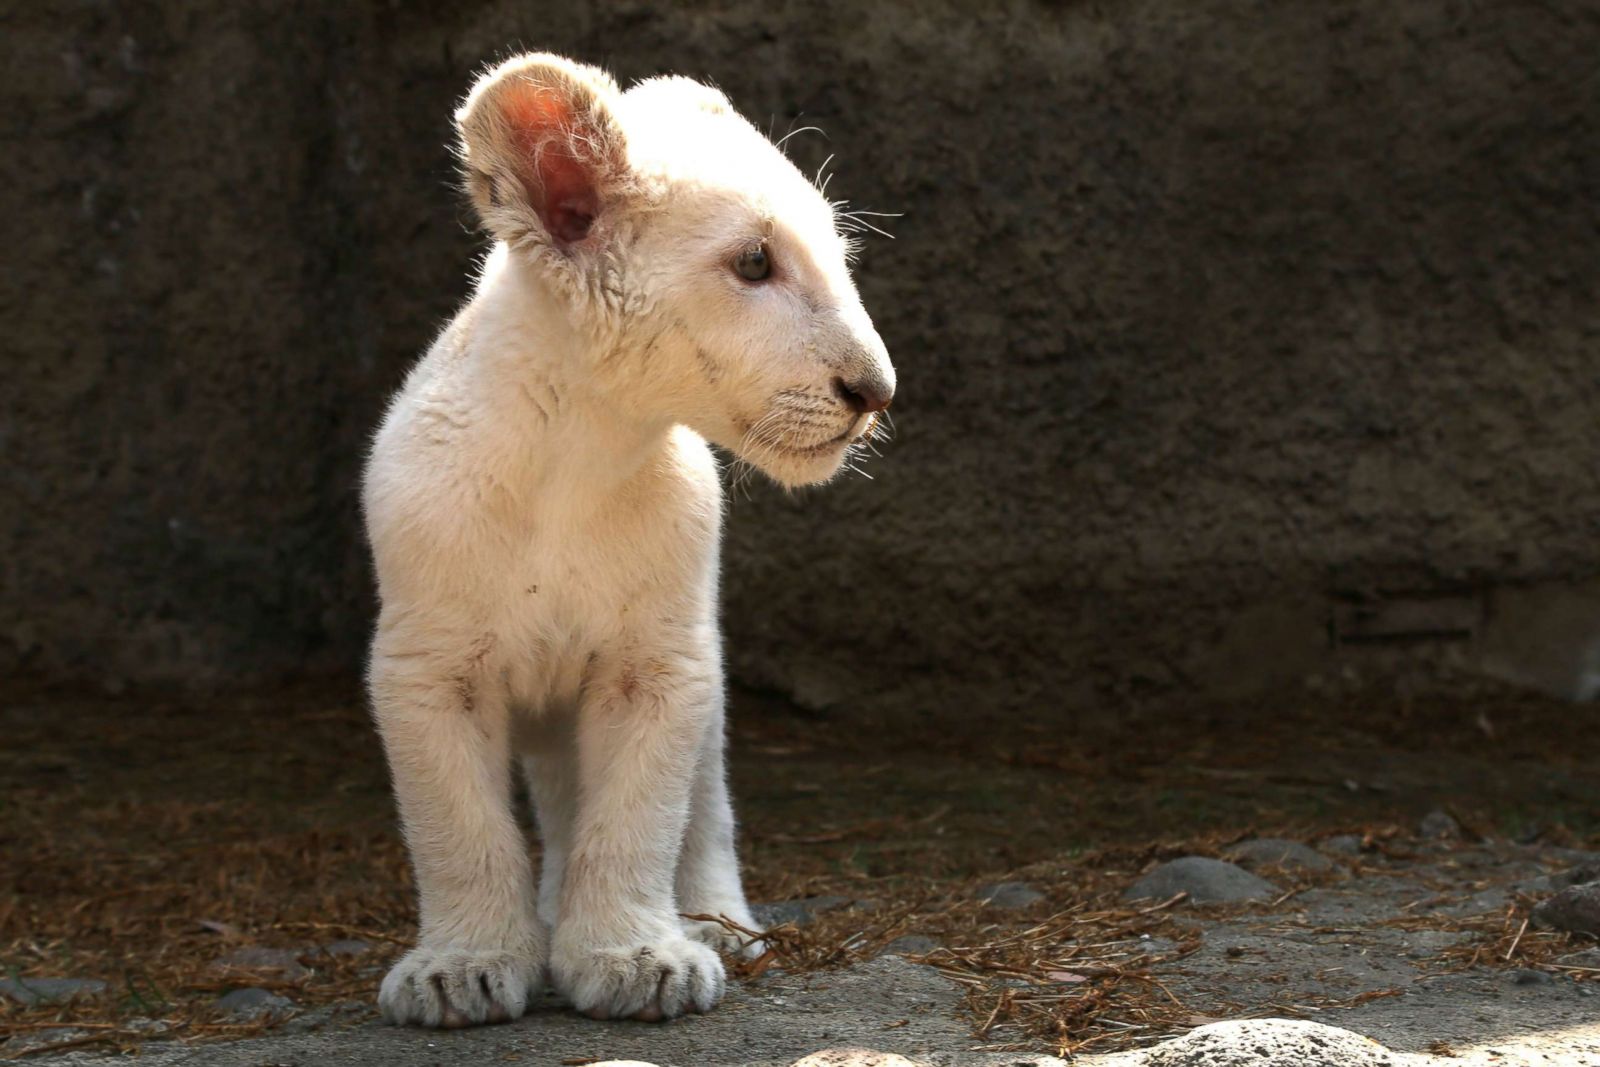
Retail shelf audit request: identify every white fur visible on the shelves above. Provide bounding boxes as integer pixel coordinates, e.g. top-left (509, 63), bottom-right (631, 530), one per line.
top-left (363, 53), bottom-right (893, 1027)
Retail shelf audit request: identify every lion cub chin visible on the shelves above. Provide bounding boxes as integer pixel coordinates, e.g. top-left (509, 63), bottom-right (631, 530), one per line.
top-left (361, 52), bottom-right (895, 1027)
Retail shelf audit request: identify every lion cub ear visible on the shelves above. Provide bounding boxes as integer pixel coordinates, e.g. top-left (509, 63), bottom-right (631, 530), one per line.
top-left (455, 53), bottom-right (629, 251)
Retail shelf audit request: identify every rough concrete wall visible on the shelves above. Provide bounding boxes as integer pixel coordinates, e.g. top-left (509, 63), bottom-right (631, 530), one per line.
top-left (3, 2), bottom-right (1597, 713)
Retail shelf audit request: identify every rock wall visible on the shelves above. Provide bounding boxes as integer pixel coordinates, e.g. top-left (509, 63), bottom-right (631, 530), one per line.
top-left (4, 1), bottom-right (1597, 714)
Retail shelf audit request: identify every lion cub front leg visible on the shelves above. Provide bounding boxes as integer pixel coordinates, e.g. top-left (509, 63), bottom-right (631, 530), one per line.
top-left (371, 640), bottom-right (545, 1028)
top-left (551, 646), bottom-right (726, 1021)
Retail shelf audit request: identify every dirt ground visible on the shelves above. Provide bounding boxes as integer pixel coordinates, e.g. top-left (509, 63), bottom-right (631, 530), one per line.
top-left (2, 683), bottom-right (1597, 1062)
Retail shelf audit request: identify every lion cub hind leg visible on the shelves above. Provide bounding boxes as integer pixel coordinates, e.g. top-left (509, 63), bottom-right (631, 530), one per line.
top-left (370, 642), bottom-right (545, 1027)
top-left (675, 687), bottom-right (764, 958)
top-left (519, 708), bottom-right (581, 933)
top-left (550, 647), bottom-right (726, 1021)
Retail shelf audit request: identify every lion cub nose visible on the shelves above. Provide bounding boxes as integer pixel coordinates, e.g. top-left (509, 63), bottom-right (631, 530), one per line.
top-left (832, 375), bottom-right (894, 414)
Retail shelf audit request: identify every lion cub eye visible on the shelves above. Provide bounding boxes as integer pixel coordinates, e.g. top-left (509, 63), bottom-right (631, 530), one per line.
top-left (733, 243), bottom-right (771, 282)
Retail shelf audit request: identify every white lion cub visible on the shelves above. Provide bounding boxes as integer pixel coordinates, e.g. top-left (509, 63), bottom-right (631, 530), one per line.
top-left (362, 53), bottom-right (894, 1027)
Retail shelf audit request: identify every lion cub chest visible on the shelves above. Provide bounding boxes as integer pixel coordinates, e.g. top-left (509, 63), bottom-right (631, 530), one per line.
top-left (496, 427), bottom-right (723, 703)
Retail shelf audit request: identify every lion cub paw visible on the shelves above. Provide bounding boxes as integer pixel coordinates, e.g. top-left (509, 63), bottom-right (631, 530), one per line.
top-left (553, 937), bottom-right (725, 1021)
top-left (378, 946), bottom-right (540, 1028)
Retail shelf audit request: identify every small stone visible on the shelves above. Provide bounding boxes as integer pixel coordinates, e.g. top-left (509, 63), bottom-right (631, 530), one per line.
top-left (283, 1005), bottom-right (338, 1033)
top-left (1399, 929), bottom-right (1472, 959)
top-left (320, 939), bottom-right (374, 957)
top-left (883, 934), bottom-right (939, 956)
top-left (1, 1028), bottom-right (91, 1055)
top-left (1531, 882), bottom-right (1600, 935)
top-left (791, 1051), bottom-right (925, 1067)
top-left (1419, 810), bottom-right (1462, 839)
top-left (1320, 834), bottom-right (1365, 857)
top-left (210, 946), bottom-right (309, 979)
top-left (1547, 847), bottom-right (1600, 867)
top-left (1136, 935), bottom-right (1180, 956)
top-left (1224, 838), bottom-right (1338, 874)
top-left (1512, 969), bottom-right (1554, 986)
top-left (976, 881), bottom-right (1045, 909)
top-left (751, 896), bottom-right (852, 929)
top-left (1553, 864), bottom-right (1600, 889)
top-left (123, 1017), bottom-right (174, 1034)
top-left (213, 987), bottom-right (296, 1019)
top-left (0, 977), bottom-right (107, 1006)
top-left (1123, 857), bottom-right (1277, 904)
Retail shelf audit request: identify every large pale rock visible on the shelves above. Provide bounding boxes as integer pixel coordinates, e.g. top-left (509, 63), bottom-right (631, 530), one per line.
top-left (1094, 1018), bottom-right (1401, 1066)
top-left (791, 1052), bottom-right (924, 1067)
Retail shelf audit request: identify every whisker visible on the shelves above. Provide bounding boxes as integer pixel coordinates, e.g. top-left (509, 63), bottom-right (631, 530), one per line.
top-left (812, 152), bottom-right (836, 193)
top-left (776, 124), bottom-right (825, 151)
top-left (843, 453), bottom-right (873, 480)
top-left (844, 215), bottom-right (894, 239)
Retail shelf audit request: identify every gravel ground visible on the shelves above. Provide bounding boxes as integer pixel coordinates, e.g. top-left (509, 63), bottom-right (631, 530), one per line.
top-left (5, 689), bottom-right (1597, 1063)
top-left (12, 837), bottom-right (1597, 1065)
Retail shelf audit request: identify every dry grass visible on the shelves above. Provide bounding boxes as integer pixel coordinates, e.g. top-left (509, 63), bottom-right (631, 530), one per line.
top-left (697, 840), bottom-right (1394, 1058)
top-left (2, 805), bottom-right (415, 1057)
top-left (1, 690), bottom-right (415, 1057)
top-left (924, 897), bottom-right (1202, 1056)
top-left (1383, 893), bottom-right (1599, 978)
top-left (692, 873), bottom-right (1209, 1057)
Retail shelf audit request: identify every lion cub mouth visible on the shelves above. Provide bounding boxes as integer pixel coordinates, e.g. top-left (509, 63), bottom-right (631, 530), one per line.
top-left (776, 414), bottom-right (876, 456)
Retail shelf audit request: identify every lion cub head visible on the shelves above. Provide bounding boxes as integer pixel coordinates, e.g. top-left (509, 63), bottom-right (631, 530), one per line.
top-left (455, 53), bottom-right (895, 487)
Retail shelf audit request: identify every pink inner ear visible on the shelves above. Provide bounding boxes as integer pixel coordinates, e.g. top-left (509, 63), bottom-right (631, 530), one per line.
top-left (501, 83), bottom-right (602, 246)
